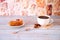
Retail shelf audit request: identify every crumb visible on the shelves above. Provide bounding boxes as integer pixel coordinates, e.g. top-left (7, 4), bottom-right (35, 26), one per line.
top-left (11, 32), bottom-right (17, 34)
top-left (34, 24), bottom-right (41, 28)
top-left (25, 28), bottom-right (31, 31)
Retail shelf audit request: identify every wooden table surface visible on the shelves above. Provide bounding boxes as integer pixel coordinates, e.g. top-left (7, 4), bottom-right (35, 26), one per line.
top-left (0, 16), bottom-right (60, 40)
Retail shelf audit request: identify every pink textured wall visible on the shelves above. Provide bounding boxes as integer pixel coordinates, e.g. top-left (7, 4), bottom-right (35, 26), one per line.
top-left (0, 0), bottom-right (60, 16)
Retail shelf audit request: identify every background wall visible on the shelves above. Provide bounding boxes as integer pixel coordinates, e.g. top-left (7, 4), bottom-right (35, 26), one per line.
top-left (52, 0), bottom-right (60, 16)
top-left (0, 0), bottom-right (60, 16)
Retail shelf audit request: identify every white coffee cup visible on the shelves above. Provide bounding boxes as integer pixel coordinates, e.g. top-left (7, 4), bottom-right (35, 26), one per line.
top-left (37, 15), bottom-right (53, 26)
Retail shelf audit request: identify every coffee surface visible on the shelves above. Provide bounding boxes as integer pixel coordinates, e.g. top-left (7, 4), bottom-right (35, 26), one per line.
top-left (38, 16), bottom-right (49, 19)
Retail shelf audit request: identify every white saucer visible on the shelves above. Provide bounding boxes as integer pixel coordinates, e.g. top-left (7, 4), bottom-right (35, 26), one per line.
top-left (8, 23), bottom-right (24, 28)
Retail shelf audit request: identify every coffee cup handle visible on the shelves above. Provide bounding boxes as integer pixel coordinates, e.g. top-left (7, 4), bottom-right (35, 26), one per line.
top-left (49, 18), bottom-right (54, 24)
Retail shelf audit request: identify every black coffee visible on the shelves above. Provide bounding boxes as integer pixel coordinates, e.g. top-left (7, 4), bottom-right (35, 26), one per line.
top-left (38, 16), bottom-right (49, 19)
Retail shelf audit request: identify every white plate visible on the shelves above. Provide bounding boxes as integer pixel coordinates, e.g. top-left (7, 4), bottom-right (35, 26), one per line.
top-left (8, 23), bottom-right (25, 28)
